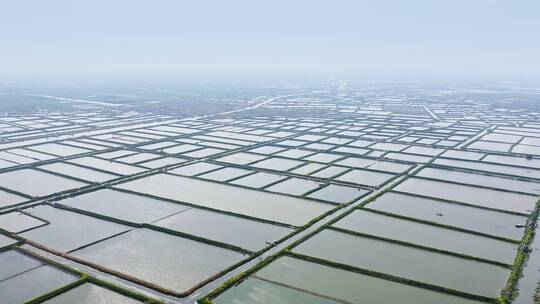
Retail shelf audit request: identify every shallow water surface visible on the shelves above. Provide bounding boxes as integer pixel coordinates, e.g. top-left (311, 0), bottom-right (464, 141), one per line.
top-left (334, 210), bottom-right (517, 264)
top-left (153, 208), bottom-right (293, 251)
top-left (216, 256), bottom-right (486, 304)
top-left (61, 189), bottom-right (189, 224)
top-left (394, 177), bottom-right (536, 214)
top-left (0, 169), bottom-right (87, 197)
top-left (72, 228), bottom-right (246, 294)
top-left (21, 205), bottom-right (130, 252)
top-left (116, 174), bottom-right (333, 226)
top-left (366, 192), bottom-right (527, 241)
top-left (293, 229), bottom-right (510, 298)
top-left (0, 265), bottom-right (77, 304)
top-left (42, 283), bottom-right (142, 304)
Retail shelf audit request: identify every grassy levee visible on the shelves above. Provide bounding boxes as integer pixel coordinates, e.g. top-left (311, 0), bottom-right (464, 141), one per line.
top-left (24, 276), bottom-right (88, 304)
top-left (499, 198), bottom-right (540, 304)
top-left (197, 251), bottom-right (286, 304)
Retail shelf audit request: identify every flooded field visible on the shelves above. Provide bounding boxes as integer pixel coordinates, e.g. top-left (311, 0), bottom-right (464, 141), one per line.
top-left (394, 177), bottom-right (537, 214)
top-left (0, 169), bottom-right (87, 197)
top-left (153, 208), bottom-right (293, 251)
top-left (0, 86), bottom-right (539, 304)
top-left (0, 250), bottom-right (79, 303)
top-left (20, 205), bottom-right (130, 252)
top-left (333, 210), bottom-right (517, 264)
top-left (72, 228), bottom-right (246, 294)
top-left (116, 173), bottom-right (334, 226)
top-left (365, 192), bottom-right (527, 240)
top-left (293, 229), bottom-right (510, 298)
top-left (60, 189), bottom-right (189, 224)
top-left (42, 283), bottom-right (142, 304)
top-left (214, 256), bottom-right (486, 304)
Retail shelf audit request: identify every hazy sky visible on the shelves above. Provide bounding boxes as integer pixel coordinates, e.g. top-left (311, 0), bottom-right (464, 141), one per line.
top-left (1, 1), bottom-right (539, 80)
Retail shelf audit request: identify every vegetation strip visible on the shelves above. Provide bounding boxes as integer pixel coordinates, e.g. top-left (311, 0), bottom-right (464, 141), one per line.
top-left (499, 199), bottom-right (540, 303)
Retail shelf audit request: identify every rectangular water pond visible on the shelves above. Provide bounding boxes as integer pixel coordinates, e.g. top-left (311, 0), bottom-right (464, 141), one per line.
top-left (291, 163), bottom-right (327, 175)
top-left (0, 250), bottom-right (41, 280)
top-left (138, 156), bottom-right (188, 169)
top-left (303, 152), bottom-right (344, 163)
top-left (0, 264), bottom-right (78, 304)
top-left (168, 162), bottom-right (222, 176)
top-left (20, 205), bottom-right (130, 252)
top-left (183, 147), bottom-right (225, 158)
top-left (39, 162), bottom-right (120, 183)
top-left (249, 145), bottom-right (287, 155)
top-left (115, 152), bottom-right (161, 164)
top-left (468, 141), bottom-right (511, 152)
top-left (293, 229), bottom-right (510, 299)
top-left (68, 157), bottom-right (145, 175)
top-left (251, 157), bottom-right (304, 171)
top-left (162, 144), bottom-right (201, 154)
top-left (116, 174), bottom-right (333, 226)
top-left (307, 184), bottom-right (368, 204)
top-left (215, 256), bottom-right (486, 304)
top-left (28, 142), bottom-right (91, 157)
top-left (230, 172), bottom-right (287, 188)
top-left (71, 228), bottom-right (246, 295)
top-left (333, 210), bottom-right (517, 264)
top-left (441, 150), bottom-right (484, 161)
top-left (0, 189), bottom-right (28, 208)
top-left (265, 178), bottom-right (322, 196)
top-left (153, 208), bottom-right (293, 251)
top-left (482, 154), bottom-right (540, 170)
top-left (60, 189), bottom-right (190, 224)
top-left (416, 167), bottom-right (540, 195)
top-left (198, 167), bottom-right (253, 182)
top-left (384, 152), bottom-right (432, 163)
top-left (7, 148), bottom-right (57, 161)
top-left (216, 152), bottom-right (267, 165)
top-left (0, 169), bottom-right (87, 197)
top-left (0, 211), bottom-right (46, 233)
top-left (394, 177), bottom-right (537, 214)
top-left (310, 166), bottom-right (349, 178)
top-left (434, 158), bottom-right (540, 180)
top-left (275, 149), bottom-right (315, 159)
top-left (214, 276), bottom-right (341, 304)
top-left (42, 283), bottom-right (142, 304)
top-left (335, 169), bottom-right (395, 187)
top-left (0, 234), bottom-right (18, 249)
top-left (365, 192), bottom-right (527, 241)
